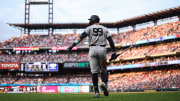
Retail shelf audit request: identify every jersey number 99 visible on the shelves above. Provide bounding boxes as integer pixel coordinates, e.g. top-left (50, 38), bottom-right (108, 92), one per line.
top-left (93, 28), bottom-right (103, 36)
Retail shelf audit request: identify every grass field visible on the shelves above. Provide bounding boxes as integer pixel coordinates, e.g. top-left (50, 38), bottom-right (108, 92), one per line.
top-left (0, 92), bottom-right (180, 101)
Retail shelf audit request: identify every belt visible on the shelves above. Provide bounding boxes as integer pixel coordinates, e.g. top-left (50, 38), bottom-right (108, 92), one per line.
top-left (90, 45), bottom-right (106, 47)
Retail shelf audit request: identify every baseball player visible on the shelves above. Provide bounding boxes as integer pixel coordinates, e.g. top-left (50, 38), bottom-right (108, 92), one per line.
top-left (67, 15), bottom-right (117, 98)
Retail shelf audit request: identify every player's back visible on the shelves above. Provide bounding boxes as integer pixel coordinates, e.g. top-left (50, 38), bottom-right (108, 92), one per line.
top-left (85, 24), bottom-right (110, 46)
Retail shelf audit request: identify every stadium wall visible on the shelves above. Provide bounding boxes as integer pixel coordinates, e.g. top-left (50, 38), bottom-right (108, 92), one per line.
top-left (0, 83), bottom-right (92, 93)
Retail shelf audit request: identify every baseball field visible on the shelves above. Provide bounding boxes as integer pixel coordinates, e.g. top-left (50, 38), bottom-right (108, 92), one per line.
top-left (0, 92), bottom-right (180, 101)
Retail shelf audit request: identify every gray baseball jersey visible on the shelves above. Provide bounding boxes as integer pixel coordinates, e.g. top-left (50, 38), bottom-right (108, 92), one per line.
top-left (84, 24), bottom-right (110, 73)
top-left (85, 24), bottom-right (111, 46)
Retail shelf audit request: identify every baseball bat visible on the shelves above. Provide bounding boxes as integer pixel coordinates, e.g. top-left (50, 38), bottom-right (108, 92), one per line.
top-left (109, 45), bottom-right (133, 62)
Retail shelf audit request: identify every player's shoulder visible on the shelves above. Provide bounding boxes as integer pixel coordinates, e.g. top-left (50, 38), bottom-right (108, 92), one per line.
top-left (86, 25), bottom-right (92, 29)
top-left (100, 24), bottom-right (108, 30)
top-left (97, 24), bottom-right (107, 28)
top-left (98, 24), bottom-right (108, 32)
top-left (87, 24), bottom-right (108, 29)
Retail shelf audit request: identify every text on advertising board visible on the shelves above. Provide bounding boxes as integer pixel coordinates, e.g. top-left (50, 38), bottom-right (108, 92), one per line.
top-left (0, 62), bottom-right (20, 69)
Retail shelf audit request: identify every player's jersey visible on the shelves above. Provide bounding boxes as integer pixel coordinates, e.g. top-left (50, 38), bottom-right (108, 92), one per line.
top-left (84, 24), bottom-right (110, 46)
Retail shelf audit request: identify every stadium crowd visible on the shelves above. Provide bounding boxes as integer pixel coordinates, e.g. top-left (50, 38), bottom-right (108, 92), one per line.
top-left (4, 34), bottom-right (63, 48)
top-left (43, 76), bottom-right (68, 84)
top-left (48, 52), bottom-right (89, 62)
top-left (0, 76), bottom-right (17, 84)
top-left (1, 68), bottom-right (179, 91)
top-left (108, 69), bottom-right (180, 91)
top-left (0, 41), bottom-right (179, 62)
top-left (1, 7), bottom-right (180, 95)
top-left (0, 21), bottom-right (179, 48)
top-left (15, 77), bottom-right (40, 84)
top-left (116, 41), bottom-right (180, 59)
top-left (0, 54), bottom-right (22, 62)
top-left (48, 52), bottom-right (78, 62)
top-left (113, 21), bottom-right (180, 46)
top-left (0, 20), bottom-right (179, 63)
top-left (108, 55), bottom-right (180, 66)
top-left (21, 53), bottom-right (49, 62)
top-left (0, 16), bottom-right (180, 92)
top-left (68, 74), bottom-right (92, 84)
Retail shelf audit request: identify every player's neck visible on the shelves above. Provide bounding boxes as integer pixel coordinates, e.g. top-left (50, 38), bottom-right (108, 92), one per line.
top-left (94, 23), bottom-right (99, 25)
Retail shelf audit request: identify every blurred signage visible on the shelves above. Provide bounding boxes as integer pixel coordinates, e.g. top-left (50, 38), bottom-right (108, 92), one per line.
top-left (0, 62), bottom-right (20, 69)
top-left (176, 34), bottom-right (180, 38)
top-left (63, 62), bottom-right (89, 68)
top-left (51, 46), bottom-right (77, 50)
top-left (79, 86), bottom-right (89, 93)
top-left (26, 86), bottom-right (37, 93)
top-left (60, 86), bottom-right (79, 93)
top-left (13, 47), bottom-right (39, 51)
top-left (107, 60), bottom-right (180, 70)
top-left (48, 63), bottom-right (58, 71)
top-left (147, 37), bottom-right (163, 42)
top-left (40, 86), bottom-right (59, 93)
top-left (6, 86), bottom-right (25, 93)
top-left (25, 62), bottom-right (58, 72)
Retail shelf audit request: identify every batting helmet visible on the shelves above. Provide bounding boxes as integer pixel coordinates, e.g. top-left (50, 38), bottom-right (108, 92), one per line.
top-left (88, 15), bottom-right (100, 25)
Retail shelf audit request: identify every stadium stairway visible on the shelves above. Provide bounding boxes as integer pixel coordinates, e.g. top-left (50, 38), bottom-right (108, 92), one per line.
top-left (171, 47), bottom-right (178, 52)
top-left (60, 35), bottom-right (65, 45)
top-left (12, 76), bottom-right (21, 84)
top-left (57, 35), bottom-right (64, 46)
top-left (47, 53), bottom-right (53, 62)
top-left (4, 37), bottom-right (16, 48)
top-left (35, 35), bottom-right (40, 46)
top-left (149, 25), bottom-right (158, 37)
top-left (174, 22), bottom-right (180, 33)
top-left (67, 76), bottom-right (71, 83)
top-left (167, 22), bottom-right (180, 35)
top-left (19, 54), bottom-right (26, 62)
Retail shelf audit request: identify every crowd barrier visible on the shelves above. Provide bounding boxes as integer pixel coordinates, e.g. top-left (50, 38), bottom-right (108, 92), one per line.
top-left (0, 83), bottom-right (92, 93)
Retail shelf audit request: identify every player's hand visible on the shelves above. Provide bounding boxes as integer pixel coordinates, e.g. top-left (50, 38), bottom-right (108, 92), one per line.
top-left (67, 46), bottom-right (73, 52)
top-left (109, 52), bottom-right (118, 61)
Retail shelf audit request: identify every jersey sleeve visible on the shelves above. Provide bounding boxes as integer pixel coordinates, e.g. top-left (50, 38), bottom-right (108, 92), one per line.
top-left (84, 27), bottom-right (90, 36)
top-left (106, 28), bottom-right (111, 38)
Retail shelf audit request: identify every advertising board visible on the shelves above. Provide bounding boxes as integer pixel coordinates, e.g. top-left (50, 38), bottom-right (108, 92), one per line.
top-left (60, 86), bottom-right (79, 93)
top-left (40, 86), bottom-right (59, 93)
top-left (0, 62), bottom-right (20, 69)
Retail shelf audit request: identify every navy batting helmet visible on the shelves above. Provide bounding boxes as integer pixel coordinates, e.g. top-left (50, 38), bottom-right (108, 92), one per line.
top-left (88, 15), bottom-right (100, 25)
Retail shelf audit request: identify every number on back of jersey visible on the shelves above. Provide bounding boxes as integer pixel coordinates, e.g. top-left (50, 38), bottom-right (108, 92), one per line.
top-left (93, 28), bottom-right (103, 36)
